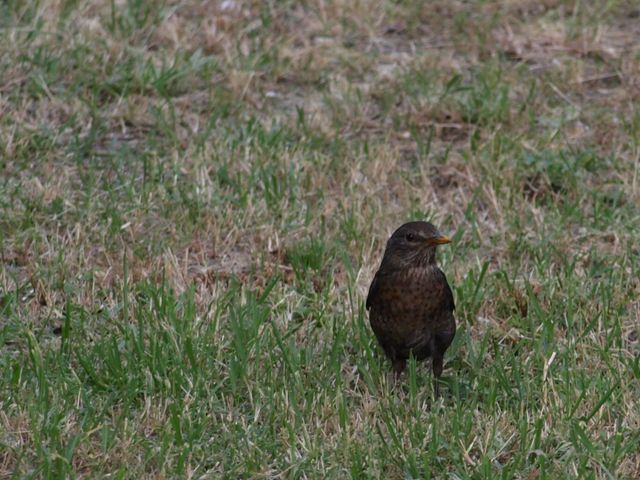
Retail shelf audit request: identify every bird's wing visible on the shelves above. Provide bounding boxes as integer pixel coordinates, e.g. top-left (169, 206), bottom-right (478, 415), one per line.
top-left (366, 272), bottom-right (381, 310)
top-left (438, 269), bottom-right (455, 311)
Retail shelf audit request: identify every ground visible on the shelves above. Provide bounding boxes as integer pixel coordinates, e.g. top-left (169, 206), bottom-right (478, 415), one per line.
top-left (1, 0), bottom-right (639, 478)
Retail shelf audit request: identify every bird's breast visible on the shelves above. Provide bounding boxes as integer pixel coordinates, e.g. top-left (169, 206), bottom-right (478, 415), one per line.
top-left (375, 267), bottom-right (442, 313)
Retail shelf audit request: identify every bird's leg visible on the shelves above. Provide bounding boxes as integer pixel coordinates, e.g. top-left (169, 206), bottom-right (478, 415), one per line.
top-left (432, 354), bottom-right (444, 397)
top-left (392, 358), bottom-right (406, 377)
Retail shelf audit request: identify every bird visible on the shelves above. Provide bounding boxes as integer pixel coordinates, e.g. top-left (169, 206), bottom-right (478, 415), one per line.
top-left (366, 221), bottom-right (456, 391)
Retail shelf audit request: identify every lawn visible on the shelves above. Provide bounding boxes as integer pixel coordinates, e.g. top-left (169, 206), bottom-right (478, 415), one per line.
top-left (1, 0), bottom-right (639, 478)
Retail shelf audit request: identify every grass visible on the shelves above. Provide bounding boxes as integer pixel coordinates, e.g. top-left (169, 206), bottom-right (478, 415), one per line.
top-left (1, 0), bottom-right (639, 478)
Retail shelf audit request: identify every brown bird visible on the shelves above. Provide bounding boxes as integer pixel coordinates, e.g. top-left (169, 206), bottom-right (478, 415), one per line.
top-left (366, 221), bottom-right (456, 388)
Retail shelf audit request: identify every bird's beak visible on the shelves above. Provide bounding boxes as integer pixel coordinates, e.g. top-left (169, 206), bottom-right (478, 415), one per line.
top-left (429, 235), bottom-right (451, 245)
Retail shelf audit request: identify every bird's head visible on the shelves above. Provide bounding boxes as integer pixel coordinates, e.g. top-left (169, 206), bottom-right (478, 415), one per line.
top-left (381, 221), bottom-right (451, 269)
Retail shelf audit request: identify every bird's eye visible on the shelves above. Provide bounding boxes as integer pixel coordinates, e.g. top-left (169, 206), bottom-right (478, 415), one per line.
top-left (405, 233), bottom-right (415, 242)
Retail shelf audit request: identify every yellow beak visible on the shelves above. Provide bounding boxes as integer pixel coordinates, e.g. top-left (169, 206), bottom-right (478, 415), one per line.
top-left (429, 235), bottom-right (451, 245)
